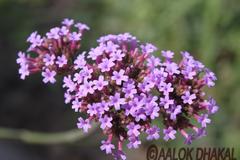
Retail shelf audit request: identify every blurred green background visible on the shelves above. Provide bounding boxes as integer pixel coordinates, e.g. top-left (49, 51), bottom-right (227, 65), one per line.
top-left (0, 0), bottom-right (239, 159)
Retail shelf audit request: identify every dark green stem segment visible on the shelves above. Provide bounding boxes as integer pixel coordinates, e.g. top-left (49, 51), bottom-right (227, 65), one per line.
top-left (0, 125), bottom-right (97, 145)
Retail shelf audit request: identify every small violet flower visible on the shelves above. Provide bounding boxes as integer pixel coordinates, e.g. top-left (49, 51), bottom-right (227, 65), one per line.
top-left (197, 114), bottom-right (211, 128)
top-left (111, 69), bottom-right (128, 85)
top-left (98, 58), bottom-right (115, 72)
top-left (100, 140), bottom-right (115, 154)
top-left (146, 126), bottom-right (160, 140)
top-left (56, 55), bottom-right (67, 67)
top-left (77, 117), bottom-right (91, 133)
top-left (182, 91), bottom-right (196, 105)
top-left (109, 93), bottom-right (126, 110)
top-left (93, 75), bottom-right (108, 90)
top-left (100, 115), bottom-right (113, 130)
top-left (42, 69), bottom-right (56, 84)
top-left (163, 127), bottom-right (177, 141)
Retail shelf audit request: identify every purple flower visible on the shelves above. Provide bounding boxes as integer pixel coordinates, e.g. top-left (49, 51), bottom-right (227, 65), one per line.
top-left (141, 43), bottom-right (158, 54)
top-left (100, 140), bottom-right (115, 154)
top-left (98, 33), bottom-right (137, 43)
top-left (194, 127), bottom-right (207, 139)
top-left (99, 101), bottom-right (110, 112)
top-left (207, 97), bottom-right (219, 114)
top-left (56, 55), bottom-right (67, 67)
top-left (142, 77), bottom-right (155, 91)
top-left (112, 150), bottom-right (126, 160)
top-left (163, 127), bottom-right (177, 141)
top-left (127, 122), bottom-right (141, 137)
top-left (109, 93), bottom-right (126, 110)
top-left (73, 72), bottom-right (83, 84)
top-left (19, 64), bottom-right (29, 80)
top-left (42, 69), bottom-right (56, 84)
top-left (82, 80), bottom-right (94, 95)
top-left (98, 58), bottom-right (115, 72)
top-left (72, 99), bottom-right (81, 112)
top-left (134, 107), bottom-right (147, 122)
top-left (155, 67), bottom-right (168, 78)
top-left (138, 81), bottom-right (155, 92)
top-left (62, 18), bottom-right (74, 26)
top-left (69, 32), bottom-right (82, 41)
top-left (74, 52), bottom-right (86, 69)
top-left (16, 51), bottom-right (27, 65)
top-left (203, 69), bottom-right (217, 87)
top-left (27, 31), bottom-right (38, 43)
top-left (181, 67), bottom-right (196, 80)
top-left (147, 56), bottom-right (161, 69)
top-left (164, 62), bottom-right (180, 75)
top-left (125, 99), bottom-right (140, 117)
top-left (64, 91), bottom-right (72, 104)
top-left (100, 115), bottom-right (113, 129)
top-left (80, 67), bottom-right (93, 80)
top-left (181, 51), bottom-right (193, 59)
top-left (59, 26), bottom-right (69, 35)
top-left (87, 104), bottom-right (98, 116)
top-left (76, 86), bottom-right (87, 98)
top-left (95, 104), bottom-right (105, 117)
top-left (162, 50), bottom-right (174, 59)
top-left (63, 75), bottom-right (76, 92)
top-left (197, 114), bottom-right (211, 128)
top-left (194, 61), bottom-right (205, 71)
top-left (43, 54), bottom-right (55, 66)
top-left (168, 105), bottom-right (182, 120)
top-left (74, 22), bottom-right (90, 31)
top-left (104, 41), bottom-right (119, 53)
top-left (159, 82), bottom-right (174, 96)
top-left (110, 50), bottom-right (125, 61)
top-left (181, 91), bottom-right (196, 105)
top-left (93, 75), bottom-right (108, 90)
top-left (184, 133), bottom-right (194, 145)
top-left (127, 136), bottom-right (141, 149)
top-left (27, 31), bottom-right (43, 49)
top-left (77, 117), bottom-right (91, 133)
top-left (112, 69), bottom-right (129, 85)
top-left (146, 126), bottom-right (160, 140)
top-left (88, 46), bottom-right (103, 60)
top-left (146, 105), bottom-right (160, 120)
top-left (122, 81), bottom-right (137, 98)
top-left (160, 95), bottom-right (174, 109)
top-left (46, 27), bottom-right (60, 39)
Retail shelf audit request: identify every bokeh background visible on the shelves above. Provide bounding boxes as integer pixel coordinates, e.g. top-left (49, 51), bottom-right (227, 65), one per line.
top-left (0, 0), bottom-right (239, 159)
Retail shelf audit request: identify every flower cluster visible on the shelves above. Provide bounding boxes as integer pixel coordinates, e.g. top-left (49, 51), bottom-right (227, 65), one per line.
top-left (63, 33), bottom-right (159, 159)
top-left (146, 50), bottom-right (219, 145)
top-left (16, 18), bottom-right (89, 83)
top-left (17, 19), bottom-right (219, 160)
top-left (64, 34), bottom-right (218, 158)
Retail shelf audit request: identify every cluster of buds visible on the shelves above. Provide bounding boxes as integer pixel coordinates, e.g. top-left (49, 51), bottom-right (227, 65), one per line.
top-left (16, 19), bottom-right (219, 160)
top-left (16, 18), bottom-right (89, 83)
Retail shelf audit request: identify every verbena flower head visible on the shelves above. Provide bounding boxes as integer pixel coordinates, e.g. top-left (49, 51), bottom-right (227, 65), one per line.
top-left (17, 21), bottom-right (219, 160)
top-left (146, 50), bottom-right (218, 145)
top-left (16, 18), bottom-right (89, 83)
top-left (63, 33), bottom-right (161, 158)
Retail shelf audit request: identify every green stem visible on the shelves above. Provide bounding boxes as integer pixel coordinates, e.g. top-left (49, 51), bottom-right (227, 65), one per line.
top-left (0, 125), bottom-right (97, 145)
